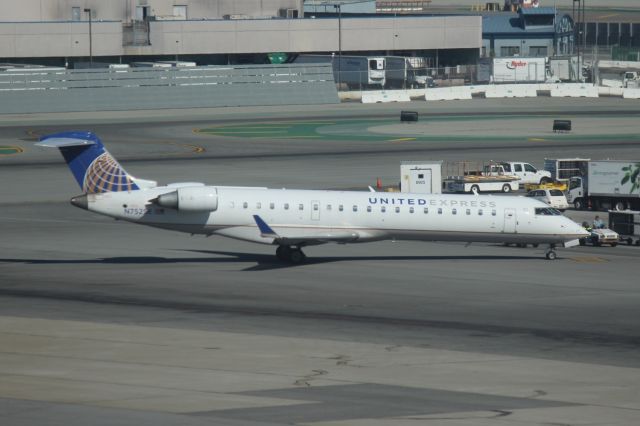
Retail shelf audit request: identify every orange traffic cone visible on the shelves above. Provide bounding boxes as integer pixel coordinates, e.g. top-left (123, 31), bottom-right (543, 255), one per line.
top-left (376, 177), bottom-right (382, 189)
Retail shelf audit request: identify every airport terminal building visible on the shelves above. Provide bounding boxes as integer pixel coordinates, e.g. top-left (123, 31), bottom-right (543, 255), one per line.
top-left (0, 0), bottom-right (481, 66)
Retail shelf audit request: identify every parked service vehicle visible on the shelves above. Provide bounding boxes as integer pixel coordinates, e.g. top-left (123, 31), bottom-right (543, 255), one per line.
top-left (294, 54), bottom-right (386, 88)
top-left (526, 189), bottom-right (569, 211)
top-left (499, 162), bottom-right (552, 185)
top-left (579, 224), bottom-right (619, 247)
top-left (443, 163), bottom-right (519, 194)
top-left (609, 210), bottom-right (640, 245)
top-left (567, 160), bottom-right (640, 211)
top-left (601, 71), bottom-right (640, 88)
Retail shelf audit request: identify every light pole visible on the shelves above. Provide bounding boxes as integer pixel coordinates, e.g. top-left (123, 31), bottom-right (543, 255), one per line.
top-left (572, 0), bottom-right (581, 80)
top-left (84, 8), bottom-right (93, 67)
top-left (333, 4), bottom-right (342, 88)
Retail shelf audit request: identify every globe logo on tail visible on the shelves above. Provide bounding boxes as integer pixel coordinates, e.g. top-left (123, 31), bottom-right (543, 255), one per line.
top-left (83, 152), bottom-right (137, 193)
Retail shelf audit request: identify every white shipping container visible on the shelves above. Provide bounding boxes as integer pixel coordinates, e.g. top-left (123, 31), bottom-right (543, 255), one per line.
top-left (400, 162), bottom-right (442, 194)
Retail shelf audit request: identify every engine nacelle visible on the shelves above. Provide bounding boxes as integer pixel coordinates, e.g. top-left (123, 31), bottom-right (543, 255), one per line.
top-left (156, 186), bottom-right (218, 212)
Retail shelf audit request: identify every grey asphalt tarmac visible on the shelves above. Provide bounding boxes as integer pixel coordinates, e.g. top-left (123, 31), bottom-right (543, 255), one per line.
top-left (1, 99), bottom-right (639, 425)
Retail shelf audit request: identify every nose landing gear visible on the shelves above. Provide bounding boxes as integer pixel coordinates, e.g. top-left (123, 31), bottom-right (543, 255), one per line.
top-left (276, 245), bottom-right (306, 264)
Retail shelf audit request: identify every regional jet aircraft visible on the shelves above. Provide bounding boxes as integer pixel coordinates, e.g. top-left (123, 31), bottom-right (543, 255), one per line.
top-left (37, 132), bottom-right (588, 262)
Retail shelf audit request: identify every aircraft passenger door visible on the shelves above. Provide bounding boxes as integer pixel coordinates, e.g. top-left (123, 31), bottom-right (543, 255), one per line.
top-left (504, 208), bottom-right (517, 233)
top-left (311, 200), bottom-right (320, 221)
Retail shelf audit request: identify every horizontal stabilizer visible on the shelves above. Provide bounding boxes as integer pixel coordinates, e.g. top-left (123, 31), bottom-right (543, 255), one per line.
top-left (36, 137), bottom-right (96, 148)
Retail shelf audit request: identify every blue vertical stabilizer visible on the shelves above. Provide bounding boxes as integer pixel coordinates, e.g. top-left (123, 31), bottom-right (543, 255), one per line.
top-left (37, 131), bottom-right (140, 193)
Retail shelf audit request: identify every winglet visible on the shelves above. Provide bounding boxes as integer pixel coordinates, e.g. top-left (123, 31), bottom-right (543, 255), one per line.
top-left (253, 215), bottom-right (279, 238)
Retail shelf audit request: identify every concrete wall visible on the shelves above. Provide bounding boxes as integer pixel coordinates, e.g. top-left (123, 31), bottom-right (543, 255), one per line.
top-left (128, 16), bottom-right (482, 56)
top-left (0, 0), bottom-right (303, 22)
top-left (0, 14), bottom-right (481, 59)
top-left (0, 21), bottom-right (122, 58)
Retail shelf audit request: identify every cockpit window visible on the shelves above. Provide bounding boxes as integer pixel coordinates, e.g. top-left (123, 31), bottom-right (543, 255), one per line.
top-left (535, 207), bottom-right (562, 216)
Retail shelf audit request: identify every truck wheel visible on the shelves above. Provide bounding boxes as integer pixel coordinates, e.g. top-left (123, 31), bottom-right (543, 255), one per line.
top-left (471, 185), bottom-right (480, 194)
top-left (614, 201), bottom-right (626, 211)
top-left (610, 242), bottom-right (618, 247)
top-left (540, 177), bottom-right (551, 184)
top-left (574, 199), bottom-right (584, 210)
top-left (502, 184), bottom-right (511, 193)
top-left (579, 238), bottom-right (586, 246)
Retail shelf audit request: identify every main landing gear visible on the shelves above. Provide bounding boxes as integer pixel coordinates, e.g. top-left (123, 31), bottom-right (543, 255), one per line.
top-left (276, 245), bottom-right (307, 264)
top-left (545, 244), bottom-right (557, 260)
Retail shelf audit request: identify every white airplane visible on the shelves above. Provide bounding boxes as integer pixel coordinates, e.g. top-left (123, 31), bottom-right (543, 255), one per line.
top-left (37, 131), bottom-right (588, 262)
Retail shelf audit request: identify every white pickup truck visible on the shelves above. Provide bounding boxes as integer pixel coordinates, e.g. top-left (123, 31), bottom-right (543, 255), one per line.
top-left (499, 162), bottom-right (552, 185)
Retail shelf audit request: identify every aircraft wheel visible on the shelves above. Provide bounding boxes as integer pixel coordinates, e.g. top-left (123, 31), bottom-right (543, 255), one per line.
top-left (471, 185), bottom-right (480, 194)
top-left (276, 245), bottom-right (291, 261)
top-left (289, 249), bottom-right (306, 264)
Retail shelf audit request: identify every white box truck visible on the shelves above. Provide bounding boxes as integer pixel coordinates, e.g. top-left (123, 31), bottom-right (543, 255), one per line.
top-left (567, 160), bottom-right (640, 211)
top-left (492, 57), bottom-right (556, 83)
top-left (294, 55), bottom-right (386, 88)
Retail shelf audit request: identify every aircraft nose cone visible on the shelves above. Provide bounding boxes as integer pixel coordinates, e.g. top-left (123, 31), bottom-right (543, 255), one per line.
top-left (70, 194), bottom-right (88, 210)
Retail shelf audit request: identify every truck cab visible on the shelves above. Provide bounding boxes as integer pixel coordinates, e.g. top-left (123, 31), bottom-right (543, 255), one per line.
top-left (567, 176), bottom-right (585, 209)
top-left (500, 162), bottom-right (552, 185)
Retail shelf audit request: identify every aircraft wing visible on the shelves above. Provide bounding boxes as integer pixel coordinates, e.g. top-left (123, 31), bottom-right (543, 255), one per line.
top-left (253, 215), bottom-right (359, 245)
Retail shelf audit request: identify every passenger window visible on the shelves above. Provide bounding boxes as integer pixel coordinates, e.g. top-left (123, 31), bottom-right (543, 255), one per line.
top-left (466, 209), bottom-right (471, 215)
top-left (353, 205), bottom-right (358, 212)
top-left (243, 202), bottom-right (248, 209)
top-left (381, 206), bottom-right (386, 213)
top-left (409, 207), bottom-right (414, 213)
top-left (514, 164), bottom-right (523, 172)
top-left (339, 205), bottom-right (344, 211)
top-left (423, 207), bottom-right (428, 214)
top-left (395, 207), bottom-right (400, 213)
top-left (284, 203), bottom-right (289, 210)
top-left (524, 163), bottom-right (536, 172)
top-left (478, 209), bottom-right (483, 216)
top-left (313, 204), bottom-right (318, 211)
top-left (438, 208), bottom-right (442, 214)
top-left (327, 204), bottom-right (332, 211)
top-left (492, 209), bottom-right (497, 216)
top-left (299, 204), bottom-right (304, 210)
top-left (452, 208), bottom-right (457, 215)
top-left (269, 202), bottom-right (274, 210)
top-left (367, 206), bottom-right (372, 212)
top-left (256, 202), bottom-right (261, 209)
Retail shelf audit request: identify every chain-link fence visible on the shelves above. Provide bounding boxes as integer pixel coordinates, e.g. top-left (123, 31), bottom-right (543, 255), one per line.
top-left (334, 64), bottom-right (478, 92)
